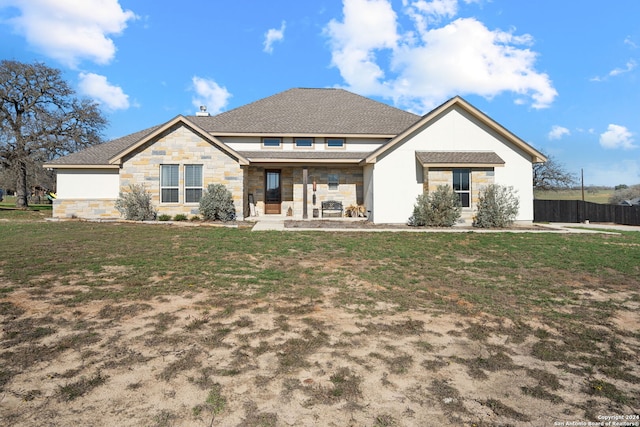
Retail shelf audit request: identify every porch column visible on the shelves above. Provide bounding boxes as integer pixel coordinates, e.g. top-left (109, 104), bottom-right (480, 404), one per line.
top-left (302, 167), bottom-right (308, 219)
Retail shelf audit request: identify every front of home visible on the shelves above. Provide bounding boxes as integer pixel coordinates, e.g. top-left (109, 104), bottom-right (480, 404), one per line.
top-left (44, 88), bottom-right (546, 224)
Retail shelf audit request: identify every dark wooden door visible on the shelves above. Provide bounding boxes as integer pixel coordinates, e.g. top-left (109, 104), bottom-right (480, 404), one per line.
top-left (264, 170), bottom-right (281, 214)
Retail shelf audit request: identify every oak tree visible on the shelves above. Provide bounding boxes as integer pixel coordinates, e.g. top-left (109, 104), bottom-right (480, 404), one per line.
top-left (533, 153), bottom-right (577, 191)
top-left (0, 60), bottom-right (107, 207)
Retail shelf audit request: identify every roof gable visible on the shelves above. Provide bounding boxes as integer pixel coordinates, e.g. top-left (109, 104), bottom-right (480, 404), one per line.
top-left (365, 96), bottom-right (547, 164)
top-left (189, 88), bottom-right (420, 136)
top-left (109, 116), bottom-right (249, 166)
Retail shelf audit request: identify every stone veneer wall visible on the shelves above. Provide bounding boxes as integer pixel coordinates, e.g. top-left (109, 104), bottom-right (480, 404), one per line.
top-left (246, 166), bottom-right (363, 217)
top-left (425, 168), bottom-right (495, 222)
top-left (52, 199), bottom-right (119, 219)
top-left (119, 124), bottom-right (245, 219)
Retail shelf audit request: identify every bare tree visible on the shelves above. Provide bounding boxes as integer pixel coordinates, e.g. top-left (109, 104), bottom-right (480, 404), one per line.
top-left (533, 153), bottom-right (577, 191)
top-left (0, 60), bottom-right (107, 207)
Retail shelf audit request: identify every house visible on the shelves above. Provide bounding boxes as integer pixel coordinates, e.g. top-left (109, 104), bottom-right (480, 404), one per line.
top-left (619, 197), bottom-right (640, 206)
top-left (44, 88), bottom-right (546, 224)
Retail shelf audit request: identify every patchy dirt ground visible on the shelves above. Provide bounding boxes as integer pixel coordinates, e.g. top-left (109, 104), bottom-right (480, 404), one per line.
top-left (1, 278), bottom-right (638, 427)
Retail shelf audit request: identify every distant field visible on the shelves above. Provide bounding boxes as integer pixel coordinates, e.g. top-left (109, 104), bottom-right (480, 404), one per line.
top-left (534, 188), bottom-right (613, 204)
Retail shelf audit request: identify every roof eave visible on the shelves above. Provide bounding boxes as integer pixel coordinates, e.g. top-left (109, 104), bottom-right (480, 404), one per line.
top-left (419, 162), bottom-right (505, 168)
top-left (43, 163), bottom-right (120, 169)
top-left (210, 132), bottom-right (397, 139)
top-left (245, 158), bottom-right (364, 164)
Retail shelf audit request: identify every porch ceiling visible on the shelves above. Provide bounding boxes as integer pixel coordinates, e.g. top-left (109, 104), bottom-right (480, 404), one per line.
top-left (238, 150), bottom-right (368, 164)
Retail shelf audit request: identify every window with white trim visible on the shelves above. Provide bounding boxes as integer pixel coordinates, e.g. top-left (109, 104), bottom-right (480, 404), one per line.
top-left (160, 164), bottom-right (179, 203)
top-left (453, 169), bottom-right (471, 208)
top-left (295, 137), bottom-right (313, 148)
top-left (326, 138), bottom-right (345, 148)
top-left (262, 137), bottom-right (282, 148)
top-left (184, 164), bottom-right (203, 203)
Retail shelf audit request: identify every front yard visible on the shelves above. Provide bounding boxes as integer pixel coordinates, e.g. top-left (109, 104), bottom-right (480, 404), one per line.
top-left (0, 216), bottom-right (638, 426)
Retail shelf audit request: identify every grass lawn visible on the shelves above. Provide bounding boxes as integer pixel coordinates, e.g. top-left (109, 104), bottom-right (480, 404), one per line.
top-left (0, 215), bottom-right (638, 426)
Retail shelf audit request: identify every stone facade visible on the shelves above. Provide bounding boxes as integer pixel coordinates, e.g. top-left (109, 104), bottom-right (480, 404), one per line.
top-left (424, 167), bottom-right (495, 221)
top-left (246, 166), bottom-right (364, 218)
top-left (119, 124), bottom-right (245, 219)
top-left (52, 199), bottom-right (119, 219)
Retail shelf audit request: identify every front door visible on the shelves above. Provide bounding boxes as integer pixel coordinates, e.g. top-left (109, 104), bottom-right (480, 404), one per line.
top-left (264, 169), bottom-right (281, 214)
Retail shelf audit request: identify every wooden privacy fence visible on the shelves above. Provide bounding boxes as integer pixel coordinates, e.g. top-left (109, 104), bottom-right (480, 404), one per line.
top-left (534, 200), bottom-right (640, 226)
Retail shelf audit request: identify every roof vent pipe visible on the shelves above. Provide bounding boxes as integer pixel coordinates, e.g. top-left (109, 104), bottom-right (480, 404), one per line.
top-left (196, 105), bottom-right (210, 117)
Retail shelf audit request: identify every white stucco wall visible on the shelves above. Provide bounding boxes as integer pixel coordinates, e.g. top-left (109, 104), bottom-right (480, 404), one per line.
top-left (223, 136), bottom-right (388, 152)
top-left (56, 169), bottom-right (120, 199)
top-left (372, 106), bottom-right (536, 224)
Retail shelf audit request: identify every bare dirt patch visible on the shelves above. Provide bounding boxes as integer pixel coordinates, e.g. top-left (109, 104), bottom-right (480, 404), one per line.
top-left (2, 279), bottom-right (639, 426)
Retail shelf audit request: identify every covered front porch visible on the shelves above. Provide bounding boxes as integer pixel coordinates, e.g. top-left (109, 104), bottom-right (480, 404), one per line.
top-left (244, 165), bottom-right (366, 219)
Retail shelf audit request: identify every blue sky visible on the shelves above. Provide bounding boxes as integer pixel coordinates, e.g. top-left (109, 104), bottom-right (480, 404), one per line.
top-left (1, 0), bottom-right (638, 186)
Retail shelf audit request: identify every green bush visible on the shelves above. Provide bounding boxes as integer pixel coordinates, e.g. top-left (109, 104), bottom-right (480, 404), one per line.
top-left (173, 214), bottom-right (188, 221)
top-left (199, 184), bottom-right (236, 221)
top-left (114, 184), bottom-right (157, 221)
top-left (158, 214), bottom-right (171, 221)
top-left (473, 184), bottom-right (519, 228)
top-left (408, 185), bottom-right (461, 227)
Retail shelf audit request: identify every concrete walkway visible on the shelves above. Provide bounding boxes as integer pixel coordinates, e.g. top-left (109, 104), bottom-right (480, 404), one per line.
top-left (250, 216), bottom-right (285, 231)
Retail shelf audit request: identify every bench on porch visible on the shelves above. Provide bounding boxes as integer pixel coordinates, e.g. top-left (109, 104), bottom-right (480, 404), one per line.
top-left (321, 200), bottom-right (343, 218)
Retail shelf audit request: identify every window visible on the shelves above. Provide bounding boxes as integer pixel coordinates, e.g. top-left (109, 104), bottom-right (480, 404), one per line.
top-left (328, 174), bottom-right (339, 191)
top-left (262, 137), bottom-right (282, 148)
top-left (161, 164), bottom-right (179, 203)
top-left (295, 137), bottom-right (313, 148)
top-left (453, 169), bottom-right (471, 208)
top-left (185, 165), bottom-right (203, 203)
top-left (326, 138), bottom-right (345, 148)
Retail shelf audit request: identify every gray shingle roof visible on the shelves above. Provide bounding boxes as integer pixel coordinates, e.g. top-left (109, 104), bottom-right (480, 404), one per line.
top-left (45, 125), bottom-right (162, 166)
top-left (47, 88), bottom-right (420, 166)
top-left (190, 88), bottom-right (420, 135)
top-left (416, 151), bottom-right (505, 165)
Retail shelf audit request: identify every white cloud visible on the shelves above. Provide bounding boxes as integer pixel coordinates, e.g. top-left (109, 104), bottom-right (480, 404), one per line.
top-left (548, 125), bottom-right (570, 140)
top-left (191, 77), bottom-right (231, 115)
top-left (2, 0), bottom-right (136, 67)
top-left (599, 124), bottom-right (636, 150)
top-left (404, 0), bottom-right (458, 33)
top-left (78, 73), bottom-right (129, 110)
top-left (609, 60), bottom-right (637, 76)
top-left (325, 0), bottom-right (557, 112)
top-left (325, 0), bottom-right (399, 95)
top-left (590, 59), bottom-right (637, 82)
top-left (263, 21), bottom-right (286, 54)
top-left (624, 36), bottom-right (638, 49)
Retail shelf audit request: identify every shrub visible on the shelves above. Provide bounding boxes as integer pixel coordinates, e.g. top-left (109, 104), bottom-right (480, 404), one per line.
top-left (609, 184), bottom-right (640, 205)
top-left (199, 184), bottom-right (236, 221)
top-left (114, 184), bottom-right (157, 221)
top-left (158, 214), bottom-right (171, 221)
top-left (473, 184), bottom-right (519, 228)
top-left (173, 213), bottom-right (188, 221)
top-left (408, 185), bottom-right (461, 227)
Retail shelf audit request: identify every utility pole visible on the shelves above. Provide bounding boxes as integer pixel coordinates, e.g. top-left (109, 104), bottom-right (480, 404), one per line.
top-left (581, 168), bottom-right (585, 201)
